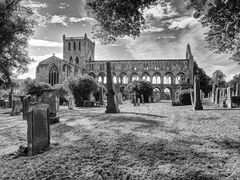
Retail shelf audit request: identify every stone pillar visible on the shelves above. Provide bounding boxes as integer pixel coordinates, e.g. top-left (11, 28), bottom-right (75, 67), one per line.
top-left (236, 83), bottom-right (240, 96)
top-left (137, 98), bottom-right (140, 106)
top-left (212, 83), bottom-right (216, 103)
top-left (22, 95), bottom-right (32, 120)
top-left (68, 96), bottom-right (74, 110)
top-left (190, 89), bottom-right (194, 106)
top-left (42, 90), bottom-right (59, 124)
top-left (227, 87), bottom-right (232, 108)
top-left (133, 93), bottom-right (136, 106)
top-left (141, 94), bottom-right (144, 104)
top-left (193, 76), bottom-right (203, 110)
top-left (105, 62), bottom-right (120, 113)
top-left (27, 103), bottom-right (50, 156)
top-left (215, 88), bottom-right (220, 104)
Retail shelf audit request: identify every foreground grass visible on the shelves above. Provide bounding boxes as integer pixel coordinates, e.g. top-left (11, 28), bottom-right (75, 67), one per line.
top-left (0, 101), bottom-right (240, 179)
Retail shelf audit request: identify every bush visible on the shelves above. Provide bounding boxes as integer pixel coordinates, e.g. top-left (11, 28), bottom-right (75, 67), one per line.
top-left (66, 74), bottom-right (98, 107)
top-left (172, 89), bottom-right (192, 106)
top-left (27, 81), bottom-right (52, 96)
top-left (92, 84), bottom-right (106, 102)
top-left (124, 80), bottom-right (153, 103)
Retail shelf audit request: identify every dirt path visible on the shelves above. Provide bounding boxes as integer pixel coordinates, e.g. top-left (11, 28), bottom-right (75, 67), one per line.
top-left (0, 101), bottom-right (240, 179)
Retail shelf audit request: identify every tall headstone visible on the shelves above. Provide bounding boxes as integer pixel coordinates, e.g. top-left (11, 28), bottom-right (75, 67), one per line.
top-left (105, 62), bottom-right (120, 113)
top-left (193, 76), bottom-right (203, 110)
top-left (212, 83), bottom-right (216, 103)
top-left (215, 88), bottom-right (220, 104)
top-left (68, 96), bottom-right (74, 110)
top-left (42, 90), bottom-right (59, 124)
top-left (236, 83), bottom-right (240, 96)
top-left (133, 93), bottom-right (137, 106)
top-left (11, 97), bottom-right (21, 116)
top-left (227, 87), bottom-right (232, 108)
top-left (27, 103), bottom-right (50, 156)
top-left (141, 94), bottom-right (144, 104)
top-left (22, 95), bottom-right (32, 120)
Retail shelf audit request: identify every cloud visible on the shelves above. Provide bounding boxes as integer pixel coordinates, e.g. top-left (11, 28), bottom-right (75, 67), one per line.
top-left (29, 39), bottom-right (63, 48)
top-left (58, 2), bottom-right (70, 9)
top-left (69, 16), bottom-right (96, 24)
top-left (168, 16), bottom-right (199, 30)
top-left (50, 15), bottom-right (68, 26)
top-left (142, 26), bottom-right (165, 33)
top-left (22, 0), bottom-right (47, 8)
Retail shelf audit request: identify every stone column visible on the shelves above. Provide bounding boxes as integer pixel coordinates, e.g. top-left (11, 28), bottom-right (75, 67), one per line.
top-left (227, 87), bottom-right (232, 108)
top-left (215, 88), bottom-right (220, 104)
top-left (141, 94), bottom-right (144, 104)
top-left (212, 83), bottom-right (216, 103)
top-left (236, 83), bottom-right (240, 96)
top-left (193, 76), bottom-right (203, 110)
top-left (105, 62), bottom-right (120, 113)
top-left (22, 95), bottom-right (32, 120)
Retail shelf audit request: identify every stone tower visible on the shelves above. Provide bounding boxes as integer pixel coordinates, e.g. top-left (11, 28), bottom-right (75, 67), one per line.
top-left (63, 33), bottom-right (95, 74)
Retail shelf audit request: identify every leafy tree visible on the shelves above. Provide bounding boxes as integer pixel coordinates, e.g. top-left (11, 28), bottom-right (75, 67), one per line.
top-left (27, 82), bottom-right (52, 96)
top-left (123, 80), bottom-right (153, 103)
top-left (66, 74), bottom-right (98, 107)
top-left (210, 70), bottom-right (227, 88)
top-left (228, 73), bottom-right (240, 90)
top-left (194, 62), bottom-right (211, 95)
top-left (53, 83), bottom-right (70, 105)
top-left (0, 0), bottom-right (35, 85)
top-left (21, 77), bottom-right (36, 94)
top-left (86, 0), bottom-right (240, 62)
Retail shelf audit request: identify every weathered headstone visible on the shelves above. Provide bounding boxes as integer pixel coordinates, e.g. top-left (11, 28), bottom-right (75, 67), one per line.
top-left (11, 97), bottom-right (21, 116)
top-left (193, 76), bottom-right (203, 110)
top-left (42, 90), bottom-right (59, 124)
top-left (236, 83), bottom-right (240, 96)
top-left (105, 62), bottom-right (120, 113)
top-left (227, 87), bottom-right (232, 108)
top-left (215, 88), bottom-right (220, 104)
top-left (27, 103), bottom-right (50, 156)
top-left (141, 94), bottom-right (144, 104)
top-left (133, 93), bottom-right (137, 106)
top-left (137, 98), bottom-right (140, 106)
top-left (22, 95), bottom-right (32, 120)
top-left (68, 96), bottom-right (74, 110)
top-left (212, 83), bottom-right (216, 103)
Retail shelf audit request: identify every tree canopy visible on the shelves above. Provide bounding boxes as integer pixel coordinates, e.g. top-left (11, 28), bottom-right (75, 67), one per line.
top-left (228, 73), bottom-right (240, 89)
top-left (85, 0), bottom-right (240, 62)
top-left (0, 0), bottom-right (35, 85)
top-left (210, 70), bottom-right (227, 87)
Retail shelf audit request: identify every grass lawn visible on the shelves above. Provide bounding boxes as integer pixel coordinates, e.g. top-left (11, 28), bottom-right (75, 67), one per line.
top-left (0, 100), bottom-right (240, 179)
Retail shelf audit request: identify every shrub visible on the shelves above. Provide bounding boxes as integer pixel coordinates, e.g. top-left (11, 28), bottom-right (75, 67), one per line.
top-left (66, 74), bottom-right (98, 107)
top-left (92, 84), bottom-right (106, 102)
top-left (124, 80), bottom-right (153, 103)
top-left (172, 89), bottom-right (192, 106)
top-left (53, 83), bottom-right (69, 105)
top-left (27, 81), bottom-right (52, 96)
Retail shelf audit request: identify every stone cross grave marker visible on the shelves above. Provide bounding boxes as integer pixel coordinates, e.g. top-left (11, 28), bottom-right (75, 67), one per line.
top-left (193, 76), bottom-right (203, 110)
top-left (27, 103), bottom-right (50, 156)
top-left (105, 62), bottom-right (120, 113)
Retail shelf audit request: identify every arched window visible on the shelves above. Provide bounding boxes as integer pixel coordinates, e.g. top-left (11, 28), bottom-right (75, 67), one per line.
top-left (75, 56), bottom-right (79, 64)
top-left (68, 42), bottom-right (71, 51)
top-left (175, 73), bottom-right (185, 84)
top-left (98, 76), bottom-right (103, 83)
top-left (152, 74), bottom-right (161, 84)
top-left (142, 73), bottom-right (150, 82)
top-left (103, 76), bottom-right (107, 84)
top-left (164, 74), bottom-right (172, 84)
top-left (73, 42), bottom-right (76, 50)
top-left (70, 57), bottom-right (73, 64)
top-left (113, 75), bottom-right (117, 84)
top-left (89, 73), bottom-right (96, 79)
top-left (131, 74), bottom-right (139, 81)
top-left (49, 65), bottom-right (59, 86)
top-left (62, 64), bottom-right (67, 72)
top-left (119, 73), bottom-right (128, 84)
top-left (79, 42), bottom-right (81, 50)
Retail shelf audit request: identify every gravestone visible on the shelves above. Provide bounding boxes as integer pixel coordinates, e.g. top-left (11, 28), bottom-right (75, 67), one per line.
top-left (137, 98), bottom-right (140, 106)
top-left (105, 62), bottom-right (120, 113)
top-left (133, 93), bottom-right (137, 106)
top-left (11, 97), bottom-right (21, 116)
top-left (22, 95), bottom-right (32, 120)
top-left (190, 89), bottom-right (194, 107)
top-left (27, 103), bottom-right (50, 156)
top-left (215, 88), bottom-right (220, 104)
top-left (148, 96), bottom-right (152, 103)
top-left (212, 83), bottom-right (216, 103)
top-left (141, 94), bottom-right (144, 104)
top-left (42, 90), bottom-right (59, 124)
top-left (236, 83), bottom-right (240, 96)
top-left (193, 76), bottom-right (203, 110)
top-left (227, 87), bottom-right (232, 108)
top-left (99, 86), bottom-right (105, 105)
top-left (68, 96), bottom-right (74, 110)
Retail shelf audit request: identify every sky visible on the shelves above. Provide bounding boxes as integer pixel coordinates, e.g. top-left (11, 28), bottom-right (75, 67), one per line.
top-left (19, 0), bottom-right (240, 81)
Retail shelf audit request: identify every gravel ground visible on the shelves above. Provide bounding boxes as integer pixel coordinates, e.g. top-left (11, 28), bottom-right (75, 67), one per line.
top-left (0, 100), bottom-right (240, 179)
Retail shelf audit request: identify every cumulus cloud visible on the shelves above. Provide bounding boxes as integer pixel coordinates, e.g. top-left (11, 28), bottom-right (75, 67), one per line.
top-left (168, 16), bottom-right (199, 30)
top-left (69, 16), bottom-right (96, 24)
top-left (29, 39), bottom-right (63, 48)
top-left (50, 15), bottom-right (68, 26)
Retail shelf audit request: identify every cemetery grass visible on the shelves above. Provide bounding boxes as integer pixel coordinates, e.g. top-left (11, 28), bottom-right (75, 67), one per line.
top-left (0, 100), bottom-right (240, 179)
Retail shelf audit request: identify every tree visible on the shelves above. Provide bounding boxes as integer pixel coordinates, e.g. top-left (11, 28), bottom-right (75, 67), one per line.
top-left (86, 0), bottom-right (240, 62)
top-left (0, 0), bottom-right (35, 85)
top-left (123, 80), bottom-right (153, 103)
top-left (211, 70), bottom-right (227, 87)
top-left (228, 73), bottom-right (240, 90)
top-left (66, 74), bottom-right (98, 107)
top-left (53, 83), bottom-right (70, 105)
top-left (194, 62), bottom-right (211, 95)
top-left (27, 82), bottom-right (52, 96)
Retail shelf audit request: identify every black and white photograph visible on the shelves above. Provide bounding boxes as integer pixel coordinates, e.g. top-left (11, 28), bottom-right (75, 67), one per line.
top-left (0, 0), bottom-right (240, 179)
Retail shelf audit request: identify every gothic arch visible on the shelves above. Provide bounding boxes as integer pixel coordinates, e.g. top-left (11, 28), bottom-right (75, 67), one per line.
top-left (163, 87), bottom-right (172, 100)
top-left (175, 72), bottom-right (185, 84)
top-left (98, 72), bottom-right (106, 84)
top-left (49, 65), bottom-right (59, 86)
top-left (164, 72), bottom-right (174, 84)
top-left (88, 72), bottom-right (96, 79)
top-left (70, 56), bottom-right (73, 64)
top-left (141, 72), bottom-right (151, 82)
top-left (119, 72), bottom-right (128, 84)
top-left (75, 56), bottom-right (79, 65)
top-left (130, 73), bottom-right (139, 82)
top-left (152, 73), bottom-right (161, 84)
